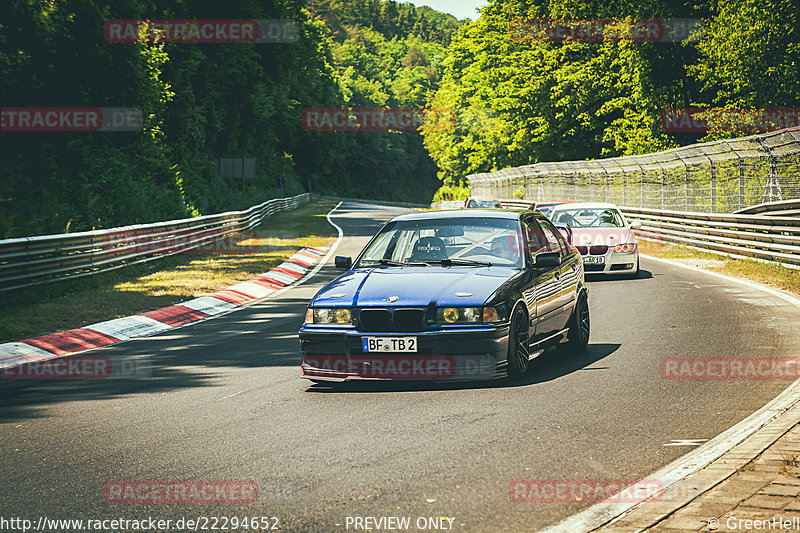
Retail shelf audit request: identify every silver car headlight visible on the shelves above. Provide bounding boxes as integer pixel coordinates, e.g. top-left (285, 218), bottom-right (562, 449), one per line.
top-left (613, 243), bottom-right (637, 253)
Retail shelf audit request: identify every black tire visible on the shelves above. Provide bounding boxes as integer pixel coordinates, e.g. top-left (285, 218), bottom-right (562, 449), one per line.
top-left (506, 306), bottom-right (531, 378)
top-left (561, 292), bottom-right (590, 355)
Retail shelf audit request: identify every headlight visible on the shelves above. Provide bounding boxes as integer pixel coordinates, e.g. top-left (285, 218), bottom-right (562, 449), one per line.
top-left (436, 307), bottom-right (484, 324)
top-left (306, 307), bottom-right (353, 324)
top-left (614, 243), bottom-right (636, 253)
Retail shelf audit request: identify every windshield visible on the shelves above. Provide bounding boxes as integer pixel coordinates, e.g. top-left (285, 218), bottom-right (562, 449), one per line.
top-left (357, 217), bottom-right (523, 267)
top-left (550, 207), bottom-right (626, 228)
top-left (466, 199), bottom-right (501, 208)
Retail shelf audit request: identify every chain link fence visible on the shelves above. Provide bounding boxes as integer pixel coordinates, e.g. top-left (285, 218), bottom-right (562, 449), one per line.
top-left (468, 127), bottom-right (800, 213)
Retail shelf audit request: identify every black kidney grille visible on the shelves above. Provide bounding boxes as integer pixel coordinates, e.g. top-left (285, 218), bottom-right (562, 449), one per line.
top-left (392, 309), bottom-right (425, 332)
top-left (359, 309), bottom-right (390, 332)
top-left (357, 308), bottom-right (426, 332)
top-left (576, 246), bottom-right (588, 255)
top-left (589, 245), bottom-right (608, 255)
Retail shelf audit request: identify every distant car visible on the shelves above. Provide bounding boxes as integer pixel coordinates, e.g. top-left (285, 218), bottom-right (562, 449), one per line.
top-left (548, 202), bottom-right (641, 277)
top-left (462, 196), bottom-right (503, 209)
top-left (534, 201), bottom-right (574, 218)
top-left (299, 209), bottom-right (589, 383)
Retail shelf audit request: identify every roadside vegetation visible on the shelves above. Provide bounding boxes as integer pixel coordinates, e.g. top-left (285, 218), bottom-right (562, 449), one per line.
top-left (638, 240), bottom-right (800, 298)
top-left (1, 1), bottom-right (455, 239)
top-left (0, 201), bottom-right (338, 343)
top-left (3, 0), bottom-right (797, 234)
top-left (423, 0), bottom-right (799, 198)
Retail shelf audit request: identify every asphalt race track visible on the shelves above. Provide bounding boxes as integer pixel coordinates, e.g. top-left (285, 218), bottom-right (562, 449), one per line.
top-left (3, 202), bottom-right (800, 532)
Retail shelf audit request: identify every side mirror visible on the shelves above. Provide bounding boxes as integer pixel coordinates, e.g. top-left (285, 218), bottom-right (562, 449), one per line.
top-left (554, 223), bottom-right (573, 244)
top-left (534, 251), bottom-right (561, 269)
top-left (335, 256), bottom-right (352, 270)
top-left (630, 220), bottom-right (642, 229)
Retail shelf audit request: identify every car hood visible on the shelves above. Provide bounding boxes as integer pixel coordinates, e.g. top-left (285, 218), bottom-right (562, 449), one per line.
top-left (312, 266), bottom-right (520, 307)
top-left (571, 227), bottom-right (636, 247)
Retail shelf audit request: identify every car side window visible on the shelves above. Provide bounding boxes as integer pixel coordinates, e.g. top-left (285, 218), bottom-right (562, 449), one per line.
top-left (522, 217), bottom-right (559, 262)
top-left (538, 217), bottom-right (567, 256)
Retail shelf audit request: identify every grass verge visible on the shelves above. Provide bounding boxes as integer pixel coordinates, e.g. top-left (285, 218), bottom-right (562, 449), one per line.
top-left (0, 201), bottom-right (338, 343)
top-left (638, 239), bottom-right (800, 298)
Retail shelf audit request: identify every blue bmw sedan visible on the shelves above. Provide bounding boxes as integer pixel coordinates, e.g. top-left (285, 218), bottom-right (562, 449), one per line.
top-left (299, 209), bottom-right (589, 382)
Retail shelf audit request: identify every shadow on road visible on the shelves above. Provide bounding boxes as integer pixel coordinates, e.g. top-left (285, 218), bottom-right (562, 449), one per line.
top-left (0, 203), bottom-right (408, 422)
top-left (585, 269), bottom-right (654, 282)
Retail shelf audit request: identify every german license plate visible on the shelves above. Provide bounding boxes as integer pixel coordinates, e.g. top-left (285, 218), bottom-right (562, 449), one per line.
top-left (361, 336), bottom-right (417, 353)
top-left (583, 256), bottom-right (605, 264)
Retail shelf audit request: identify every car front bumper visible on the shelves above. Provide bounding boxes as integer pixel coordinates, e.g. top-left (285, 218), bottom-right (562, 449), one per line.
top-left (582, 250), bottom-right (639, 274)
top-left (299, 325), bottom-right (511, 381)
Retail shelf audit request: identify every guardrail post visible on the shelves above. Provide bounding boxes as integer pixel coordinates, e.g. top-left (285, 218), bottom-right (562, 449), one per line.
top-left (767, 154), bottom-right (782, 202)
top-left (573, 172), bottom-right (578, 201)
top-left (622, 174), bottom-right (627, 206)
top-left (738, 157), bottom-right (745, 210)
top-left (710, 159), bottom-right (717, 213)
top-left (685, 167), bottom-right (690, 211)
top-left (640, 162), bottom-right (645, 209)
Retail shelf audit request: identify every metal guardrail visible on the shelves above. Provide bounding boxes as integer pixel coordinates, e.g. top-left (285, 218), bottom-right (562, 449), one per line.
top-left (430, 199), bottom-right (535, 210)
top-left (498, 199), bottom-right (534, 209)
top-left (734, 199), bottom-right (800, 217)
top-left (0, 193), bottom-right (310, 292)
top-left (620, 207), bottom-right (800, 266)
top-left (468, 127), bottom-right (800, 214)
top-left (426, 201), bottom-right (800, 267)
top-left (431, 200), bottom-right (463, 209)
top-left (314, 195), bottom-right (429, 209)
top-left (464, 127), bottom-right (800, 265)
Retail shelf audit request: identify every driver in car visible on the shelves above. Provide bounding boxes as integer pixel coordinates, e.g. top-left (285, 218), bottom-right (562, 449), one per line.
top-left (489, 236), bottom-right (517, 262)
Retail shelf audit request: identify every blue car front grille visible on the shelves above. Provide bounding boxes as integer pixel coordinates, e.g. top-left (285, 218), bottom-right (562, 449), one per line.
top-left (357, 308), bottom-right (426, 332)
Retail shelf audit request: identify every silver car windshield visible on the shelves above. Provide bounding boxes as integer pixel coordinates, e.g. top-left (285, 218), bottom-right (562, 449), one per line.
top-left (467, 199), bottom-right (500, 208)
top-left (358, 218), bottom-right (523, 267)
top-left (550, 208), bottom-right (625, 228)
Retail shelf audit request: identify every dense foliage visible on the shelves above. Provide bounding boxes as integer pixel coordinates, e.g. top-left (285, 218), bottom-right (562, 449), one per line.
top-left (2, 0), bottom-right (797, 236)
top-left (0, 0), bottom-right (459, 237)
top-left (423, 0), bottom-right (800, 191)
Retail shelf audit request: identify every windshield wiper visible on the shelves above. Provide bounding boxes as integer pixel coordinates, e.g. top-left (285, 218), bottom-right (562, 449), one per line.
top-left (421, 258), bottom-right (493, 267)
top-left (361, 258), bottom-right (417, 267)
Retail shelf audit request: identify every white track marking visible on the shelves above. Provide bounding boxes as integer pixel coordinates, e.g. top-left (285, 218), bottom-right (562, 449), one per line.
top-left (544, 254), bottom-right (800, 533)
top-left (86, 315), bottom-right (171, 340)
